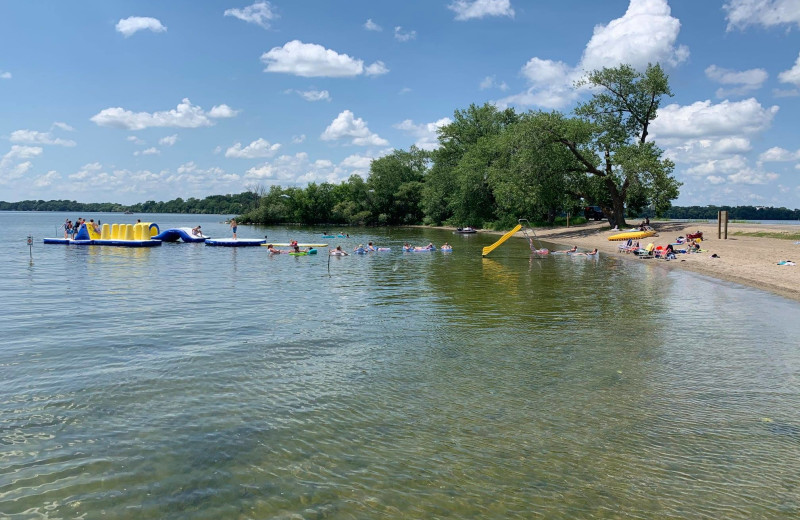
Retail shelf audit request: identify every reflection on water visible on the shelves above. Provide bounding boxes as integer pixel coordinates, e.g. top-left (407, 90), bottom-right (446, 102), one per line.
top-left (1, 212), bottom-right (799, 518)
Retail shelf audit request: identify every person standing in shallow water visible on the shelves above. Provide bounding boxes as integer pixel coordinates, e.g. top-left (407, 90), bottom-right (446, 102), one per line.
top-left (229, 219), bottom-right (237, 239)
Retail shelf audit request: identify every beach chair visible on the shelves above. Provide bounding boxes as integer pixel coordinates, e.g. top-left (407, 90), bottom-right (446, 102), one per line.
top-left (635, 242), bottom-right (655, 258)
top-left (618, 238), bottom-right (633, 253)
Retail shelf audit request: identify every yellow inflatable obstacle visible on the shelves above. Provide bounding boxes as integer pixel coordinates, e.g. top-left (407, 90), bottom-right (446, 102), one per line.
top-left (607, 230), bottom-right (656, 241)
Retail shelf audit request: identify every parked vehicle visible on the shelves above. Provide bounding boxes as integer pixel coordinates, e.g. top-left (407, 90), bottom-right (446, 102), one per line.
top-left (584, 206), bottom-right (605, 220)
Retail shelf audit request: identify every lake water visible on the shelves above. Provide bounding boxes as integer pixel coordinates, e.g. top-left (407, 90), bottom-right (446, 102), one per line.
top-left (2, 212), bottom-right (799, 519)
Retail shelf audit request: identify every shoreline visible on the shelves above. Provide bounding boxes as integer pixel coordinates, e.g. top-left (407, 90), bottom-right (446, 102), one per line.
top-left (436, 221), bottom-right (800, 303)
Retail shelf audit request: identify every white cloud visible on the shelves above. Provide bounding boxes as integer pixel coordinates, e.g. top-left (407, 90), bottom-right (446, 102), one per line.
top-left (651, 98), bottom-right (779, 141)
top-left (724, 0), bottom-right (800, 30)
top-left (651, 98), bottom-right (784, 190)
top-left (127, 135), bottom-right (145, 145)
top-left (686, 155), bottom-right (748, 176)
top-left (394, 117), bottom-right (451, 150)
top-left (364, 19), bottom-right (382, 31)
top-left (0, 145), bottom-right (42, 181)
top-left (208, 104), bottom-right (240, 118)
top-left (480, 75), bottom-right (509, 91)
top-left (579, 0), bottom-right (688, 72)
top-left (773, 88), bottom-right (800, 97)
top-left (727, 168), bottom-right (780, 185)
top-left (0, 71), bottom-right (11, 79)
top-left (321, 110), bottom-right (388, 146)
top-left (288, 89), bottom-right (331, 102)
top-left (33, 170), bottom-right (60, 188)
top-left (91, 98), bottom-right (238, 130)
top-left (52, 122), bottom-right (73, 132)
top-left (9, 129), bottom-right (76, 147)
top-left (3, 145), bottom-right (43, 160)
top-left (225, 138), bottom-right (281, 158)
top-left (449, 0), bottom-right (515, 21)
top-left (778, 52), bottom-right (800, 86)
top-left (705, 65), bottom-right (768, 97)
top-left (759, 146), bottom-right (800, 162)
top-left (365, 61), bottom-right (389, 76)
top-left (244, 151), bottom-right (386, 185)
top-left (159, 134), bottom-right (178, 146)
top-left (394, 26), bottom-right (416, 42)
top-left (224, 1), bottom-right (277, 29)
top-left (115, 16), bottom-right (167, 38)
top-left (664, 137), bottom-right (752, 164)
top-left (261, 40), bottom-right (387, 78)
top-left (134, 147), bottom-right (160, 156)
top-left (499, 0), bottom-right (687, 110)
top-left (292, 134), bottom-right (306, 144)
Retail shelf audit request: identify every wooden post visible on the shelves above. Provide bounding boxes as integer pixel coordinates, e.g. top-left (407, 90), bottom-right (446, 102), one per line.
top-left (567, 211), bottom-right (570, 228)
top-left (723, 210), bottom-right (728, 239)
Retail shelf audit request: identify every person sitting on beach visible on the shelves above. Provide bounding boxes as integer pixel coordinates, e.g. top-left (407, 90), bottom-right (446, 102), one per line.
top-left (664, 243), bottom-right (676, 260)
top-left (191, 226), bottom-right (202, 236)
top-left (330, 245), bottom-right (349, 256)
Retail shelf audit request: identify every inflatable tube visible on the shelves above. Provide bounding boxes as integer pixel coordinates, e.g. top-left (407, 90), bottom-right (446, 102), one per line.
top-left (152, 228), bottom-right (207, 243)
top-left (607, 230), bottom-right (656, 241)
top-left (321, 235), bottom-right (335, 239)
top-left (205, 238), bottom-right (266, 247)
top-left (376, 247), bottom-right (391, 252)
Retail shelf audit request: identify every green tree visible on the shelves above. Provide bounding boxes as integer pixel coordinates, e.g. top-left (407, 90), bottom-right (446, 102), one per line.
top-left (422, 103), bottom-right (519, 225)
top-left (544, 63), bottom-right (681, 226)
top-left (367, 147), bottom-right (430, 225)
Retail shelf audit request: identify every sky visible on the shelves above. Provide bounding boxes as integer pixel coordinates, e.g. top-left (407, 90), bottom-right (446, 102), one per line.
top-left (2, 0), bottom-right (800, 208)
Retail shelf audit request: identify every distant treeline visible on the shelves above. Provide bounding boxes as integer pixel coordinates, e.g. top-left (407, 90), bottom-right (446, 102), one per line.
top-left (3, 194), bottom-right (797, 224)
top-left (0, 192), bottom-right (260, 215)
top-left (666, 206), bottom-right (800, 221)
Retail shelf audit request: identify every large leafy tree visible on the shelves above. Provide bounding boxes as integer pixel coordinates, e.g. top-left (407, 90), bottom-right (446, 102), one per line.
top-left (544, 63), bottom-right (681, 226)
top-left (367, 146), bottom-right (430, 225)
top-left (422, 103), bottom-right (518, 225)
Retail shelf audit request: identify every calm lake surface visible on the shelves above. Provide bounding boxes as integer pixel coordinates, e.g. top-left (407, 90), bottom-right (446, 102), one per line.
top-left (2, 212), bottom-right (799, 519)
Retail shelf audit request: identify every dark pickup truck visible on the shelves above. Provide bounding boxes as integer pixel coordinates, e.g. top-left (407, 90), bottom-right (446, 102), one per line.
top-left (584, 206), bottom-right (605, 220)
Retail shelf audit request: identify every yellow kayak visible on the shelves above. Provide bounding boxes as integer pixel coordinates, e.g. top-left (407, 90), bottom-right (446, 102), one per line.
top-left (607, 230), bottom-right (656, 241)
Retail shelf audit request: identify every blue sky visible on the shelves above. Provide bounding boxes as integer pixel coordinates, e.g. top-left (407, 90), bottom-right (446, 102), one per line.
top-left (2, 0), bottom-right (800, 208)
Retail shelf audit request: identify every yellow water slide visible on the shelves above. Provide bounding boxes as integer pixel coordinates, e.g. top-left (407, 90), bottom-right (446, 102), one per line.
top-left (481, 224), bottom-right (522, 256)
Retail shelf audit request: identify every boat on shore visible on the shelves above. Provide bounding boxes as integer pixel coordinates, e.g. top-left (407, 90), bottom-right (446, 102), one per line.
top-left (456, 227), bottom-right (477, 234)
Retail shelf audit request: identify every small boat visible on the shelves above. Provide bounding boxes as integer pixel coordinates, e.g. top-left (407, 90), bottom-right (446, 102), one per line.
top-left (456, 227), bottom-right (477, 234)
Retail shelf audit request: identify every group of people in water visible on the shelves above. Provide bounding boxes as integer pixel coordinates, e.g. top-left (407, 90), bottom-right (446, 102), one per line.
top-left (553, 245), bottom-right (598, 255)
top-left (401, 242), bottom-right (452, 252)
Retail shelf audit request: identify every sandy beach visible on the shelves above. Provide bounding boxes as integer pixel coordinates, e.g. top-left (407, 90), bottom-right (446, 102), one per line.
top-left (488, 220), bottom-right (800, 302)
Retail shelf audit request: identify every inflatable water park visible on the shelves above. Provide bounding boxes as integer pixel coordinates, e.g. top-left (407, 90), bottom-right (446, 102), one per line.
top-left (44, 221), bottom-right (162, 247)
